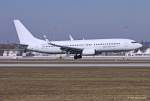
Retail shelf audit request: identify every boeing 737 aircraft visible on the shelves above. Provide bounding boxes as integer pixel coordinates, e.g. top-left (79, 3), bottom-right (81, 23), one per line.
top-left (14, 20), bottom-right (142, 59)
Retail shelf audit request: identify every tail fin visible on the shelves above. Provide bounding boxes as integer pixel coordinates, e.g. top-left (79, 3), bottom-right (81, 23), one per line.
top-left (14, 20), bottom-right (41, 45)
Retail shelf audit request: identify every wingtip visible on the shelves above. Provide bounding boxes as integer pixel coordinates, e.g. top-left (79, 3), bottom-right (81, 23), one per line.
top-left (13, 19), bottom-right (20, 23)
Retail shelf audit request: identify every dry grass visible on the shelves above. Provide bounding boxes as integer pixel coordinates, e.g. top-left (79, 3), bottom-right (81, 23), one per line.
top-left (0, 67), bottom-right (150, 101)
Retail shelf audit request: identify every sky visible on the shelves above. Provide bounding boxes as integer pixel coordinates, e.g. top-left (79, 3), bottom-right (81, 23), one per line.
top-left (0, 0), bottom-right (150, 43)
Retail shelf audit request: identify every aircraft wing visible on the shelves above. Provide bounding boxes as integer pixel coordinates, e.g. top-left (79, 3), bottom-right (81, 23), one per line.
top-left (48, 42), bottom-right (83, 54)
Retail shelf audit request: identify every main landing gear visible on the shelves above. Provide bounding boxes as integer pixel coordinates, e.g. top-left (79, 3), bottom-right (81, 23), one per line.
top-left (74, 54), bottom-right (82, 59)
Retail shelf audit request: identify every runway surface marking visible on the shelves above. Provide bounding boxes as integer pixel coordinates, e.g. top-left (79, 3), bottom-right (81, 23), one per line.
top-left (0, 63), bottom-right (150, 67)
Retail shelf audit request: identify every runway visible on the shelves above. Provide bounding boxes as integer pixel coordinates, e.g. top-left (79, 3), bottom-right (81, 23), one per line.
top-left (0, 63), bottom-right (150, 67)
top-left (0, 56), bottom-right (150, 67)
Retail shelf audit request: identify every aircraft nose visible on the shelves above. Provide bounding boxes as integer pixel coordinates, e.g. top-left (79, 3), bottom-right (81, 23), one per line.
top-left (137, 43), bottom-right (143, 48)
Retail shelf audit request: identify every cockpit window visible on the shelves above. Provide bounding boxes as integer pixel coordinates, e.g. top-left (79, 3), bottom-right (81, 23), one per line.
top-left (131, 41), bottom-right (137, 43)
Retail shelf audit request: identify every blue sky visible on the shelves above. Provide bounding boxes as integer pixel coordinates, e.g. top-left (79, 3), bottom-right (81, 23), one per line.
top-left (0, 0), bottom-right (150, 43)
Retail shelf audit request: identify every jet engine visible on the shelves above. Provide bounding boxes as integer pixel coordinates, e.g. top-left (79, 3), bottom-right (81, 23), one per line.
top-left (82, 48), bottom-right (95, 55)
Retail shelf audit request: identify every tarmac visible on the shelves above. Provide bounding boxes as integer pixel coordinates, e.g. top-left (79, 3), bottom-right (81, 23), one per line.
top-left (0, 56), bottom-right (150, 67)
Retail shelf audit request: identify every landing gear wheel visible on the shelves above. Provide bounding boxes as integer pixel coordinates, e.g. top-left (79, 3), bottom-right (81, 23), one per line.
top-left (74, 55), bottom-right (77, 59)
top-left (74, 54), bottom-right (82, 59)
top-left (78, 54), bottom-right (82, 58)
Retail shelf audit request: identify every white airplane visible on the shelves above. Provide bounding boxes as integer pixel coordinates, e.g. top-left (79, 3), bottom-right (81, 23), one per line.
top-left (14, 20), bottom-right (142, 59)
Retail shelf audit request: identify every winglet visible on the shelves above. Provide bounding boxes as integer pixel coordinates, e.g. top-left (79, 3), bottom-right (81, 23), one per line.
top-left (69, 34), bottom-right (74, 41)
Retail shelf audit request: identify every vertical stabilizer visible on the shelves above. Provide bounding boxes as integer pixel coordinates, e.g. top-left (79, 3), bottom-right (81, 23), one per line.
top-left (14, 20), bottom-right (41, 45)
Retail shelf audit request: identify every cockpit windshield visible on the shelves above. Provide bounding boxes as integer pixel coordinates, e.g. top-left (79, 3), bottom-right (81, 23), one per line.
top-left (131, 41), bottom-right (137, 43)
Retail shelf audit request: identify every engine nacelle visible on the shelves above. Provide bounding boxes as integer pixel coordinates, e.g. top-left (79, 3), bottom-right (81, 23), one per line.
top-left (82, 49), bottom-right (95, 55)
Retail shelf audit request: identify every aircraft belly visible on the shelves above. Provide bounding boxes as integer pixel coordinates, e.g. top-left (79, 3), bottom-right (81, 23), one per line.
top-left (29, 46), bottom-right (63, 54)
top-left (43, 47), bottom-right (62, 53)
